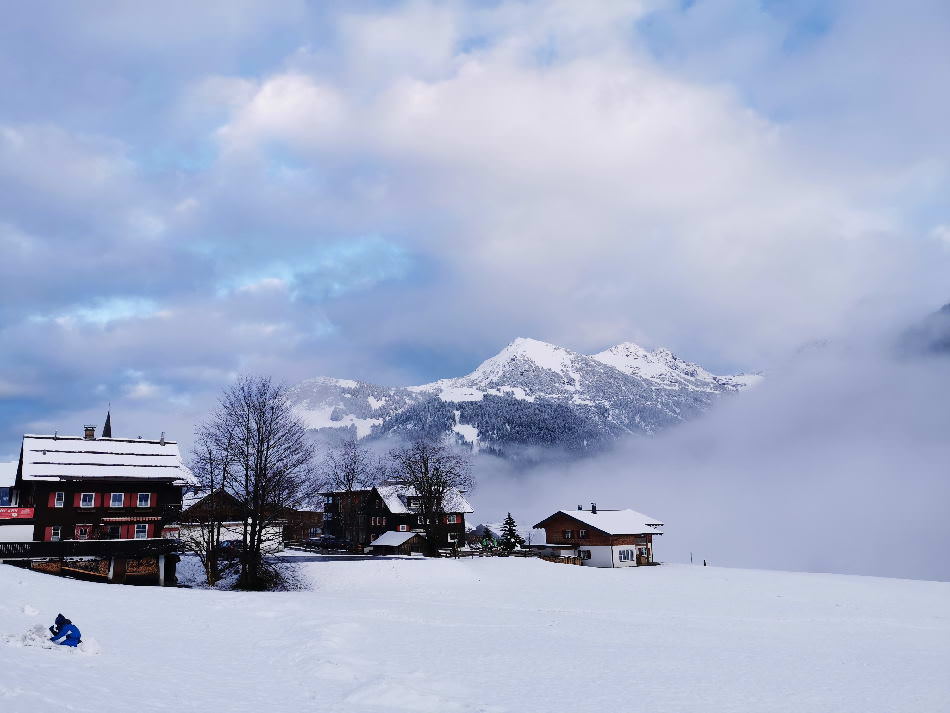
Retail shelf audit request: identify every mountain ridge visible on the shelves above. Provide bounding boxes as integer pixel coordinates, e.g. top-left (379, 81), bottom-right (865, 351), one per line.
top-left (291, 338), bottom-right (761, 458)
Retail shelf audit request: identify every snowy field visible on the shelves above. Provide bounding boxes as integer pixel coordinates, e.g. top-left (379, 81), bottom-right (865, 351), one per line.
top-left (1, 558), bottom-right (948, 713)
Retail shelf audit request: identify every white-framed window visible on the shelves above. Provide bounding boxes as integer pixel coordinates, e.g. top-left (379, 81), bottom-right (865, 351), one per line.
top-left (370, 516), bottom-right (386, 526)
top-left (447, 532), bottom-right (459, 542)
top-left (579, 549), bottom-right (591, 560)
top-left (80, 492), bottom-right (95, 508)
top-left (579, 529), bottom-right (588, 539)
top-left (54, 491), bottom-right (65, 508)
top-left (134, 523), bottom-right (148, 539)
top-left (110, 492), bottom-right (124, 508)
top-left (76, 526), bottom-right (90, 541)
top-left (307, 527), bottom-right (321, 538)
top-left (325, 494), bottom-right (333, 503)
top-left (562, 529), bottom-right (574, 540)
top-left (417, 515), bottom-right (424, 525)
top-left (397, 524), bottom-right (408, 532)
top-left (447, 514), bottom-right (458, 524)
top-left (50, 525), bottom-right (62, 541)
top-left (618, 549), bottom-right (634, 562)
top-left (137, 492), bottom-right (151, 508)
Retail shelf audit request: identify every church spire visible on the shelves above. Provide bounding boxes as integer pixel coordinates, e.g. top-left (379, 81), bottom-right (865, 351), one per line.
top-left (102, 407), bottom-right (112, 438)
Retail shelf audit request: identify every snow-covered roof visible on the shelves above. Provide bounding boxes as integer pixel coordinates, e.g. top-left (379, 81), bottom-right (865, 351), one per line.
top-left (375, 482), bottom-right (474, 514)
top-left (537, 508), bottom-right (664, 535)
top-left (0, 460), bottom-right (17, 488)
top-left (18, 435), bottom-right (196, 484)
top-left (369, 530), bottom-right (423, 547)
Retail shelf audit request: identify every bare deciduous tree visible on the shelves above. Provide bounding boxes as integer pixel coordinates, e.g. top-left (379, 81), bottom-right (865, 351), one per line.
top-left (182, 425), bottom-right (236, 586)
top-left (388, 440), bottom-right (474, 556)
top-left (197, 375), bottom-right (317, 589)
top-left (320, 438), bottom-right (382, 547)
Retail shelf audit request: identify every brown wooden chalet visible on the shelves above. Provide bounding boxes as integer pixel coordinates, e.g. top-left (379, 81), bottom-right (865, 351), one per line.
top-left (323, 480), bottom-right (473, 549)
top-left (533, 504), bottom-right (663, 568)
top-left (0, 421), bottom-right (193, 585)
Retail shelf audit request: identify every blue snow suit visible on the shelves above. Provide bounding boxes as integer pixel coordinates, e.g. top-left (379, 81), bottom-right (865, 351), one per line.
top-left (49, 614), bottom-right (81, 647)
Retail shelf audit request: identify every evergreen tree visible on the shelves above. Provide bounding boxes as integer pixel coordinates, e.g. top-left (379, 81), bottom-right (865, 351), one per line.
top-left (499, 512), bottom-right (525, 552)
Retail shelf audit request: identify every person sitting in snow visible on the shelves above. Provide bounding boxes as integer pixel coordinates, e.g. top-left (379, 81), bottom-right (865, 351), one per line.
top-left (48, 613), bottom-right (81, 647)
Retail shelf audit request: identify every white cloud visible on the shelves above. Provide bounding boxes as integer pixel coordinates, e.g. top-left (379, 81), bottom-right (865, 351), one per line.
top-left (209, 3), bottom-right (947, 366)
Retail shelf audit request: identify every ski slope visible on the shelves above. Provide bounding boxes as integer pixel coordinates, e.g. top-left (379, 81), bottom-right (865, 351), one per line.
top-left (0, 557), bottom-right (947, 712)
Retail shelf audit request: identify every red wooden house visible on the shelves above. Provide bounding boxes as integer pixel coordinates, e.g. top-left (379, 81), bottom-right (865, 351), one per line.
top-left (0, 423), bottom-right (193, 585)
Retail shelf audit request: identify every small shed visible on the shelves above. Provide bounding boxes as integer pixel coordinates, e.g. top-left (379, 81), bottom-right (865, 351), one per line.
top-left (368, 530), bottom-right (427, 556)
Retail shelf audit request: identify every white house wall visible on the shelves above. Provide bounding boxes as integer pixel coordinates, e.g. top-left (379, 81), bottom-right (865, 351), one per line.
top-left (0, 524), bottom-right (34, 542)
top-left (577, 545), bottom-right (641, 568)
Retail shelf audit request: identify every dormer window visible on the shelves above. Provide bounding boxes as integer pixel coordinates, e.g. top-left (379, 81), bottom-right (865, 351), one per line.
top-left (407, 498), bottom-right (421, 510)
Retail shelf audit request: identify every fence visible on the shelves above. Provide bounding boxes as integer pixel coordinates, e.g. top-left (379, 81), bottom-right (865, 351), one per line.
top-left (539, 555), bottom-right (582, 566)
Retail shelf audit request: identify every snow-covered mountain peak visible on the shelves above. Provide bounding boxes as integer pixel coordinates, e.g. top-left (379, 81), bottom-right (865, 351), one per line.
top-left (592, 342), bottom-right (758, 392)
top-left (473, 337), bottom-right (578, 379)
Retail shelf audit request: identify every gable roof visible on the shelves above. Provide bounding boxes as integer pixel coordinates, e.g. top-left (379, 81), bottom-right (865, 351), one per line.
top-left (534, 509), bottom-right (664, 536)
top-left (369, 530), bottom-right (425, 547)
top-left (180, 489), bottom-right (244, 520)
top-left (18, 434), bottom-right (195, 484)
top-left (374, 482), bottom-right (474, 514)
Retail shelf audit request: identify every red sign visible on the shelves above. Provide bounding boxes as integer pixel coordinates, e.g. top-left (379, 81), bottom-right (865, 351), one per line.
top-left (0, 507), bottom-right (34, 520)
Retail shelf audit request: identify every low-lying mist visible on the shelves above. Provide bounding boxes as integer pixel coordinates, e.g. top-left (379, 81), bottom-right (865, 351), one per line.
top-left (470, 331), bottom-right (950, 582)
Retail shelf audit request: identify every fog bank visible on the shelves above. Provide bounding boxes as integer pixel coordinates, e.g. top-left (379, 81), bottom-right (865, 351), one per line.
top-left (470, 335), bottom-right (950, 582)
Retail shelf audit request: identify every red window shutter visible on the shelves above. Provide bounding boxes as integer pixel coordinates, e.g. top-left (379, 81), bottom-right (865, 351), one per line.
top-left (73, 492), bottom-right (81, 507)
top-left (150, 493), bottom-right (156, 507)
top-left (47, 491), bottom-right (57, 508)
top-left (93, 493), bottom-right (102, 508)
top-left (44, 527), bottom-right (53, 542)
top-left (126, 493), bottom-right (134, 508)
top-left (146, 524), bottom-right (154, 538)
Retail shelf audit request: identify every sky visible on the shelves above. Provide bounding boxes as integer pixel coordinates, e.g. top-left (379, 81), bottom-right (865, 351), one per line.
top-left (1, 0), bottom-right (949, 457)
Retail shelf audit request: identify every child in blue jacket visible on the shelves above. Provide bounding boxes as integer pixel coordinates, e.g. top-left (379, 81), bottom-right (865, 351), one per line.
top-left (49, 613), bottom-right (81, 647)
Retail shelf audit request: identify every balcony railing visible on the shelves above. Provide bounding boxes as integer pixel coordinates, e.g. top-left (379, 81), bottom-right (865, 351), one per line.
top-left (0, 538), bottom-right (181, 560)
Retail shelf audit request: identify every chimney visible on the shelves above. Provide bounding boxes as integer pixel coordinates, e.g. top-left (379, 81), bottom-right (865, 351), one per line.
top-left (591, 502), bottom-right (597, 514)
top-left (160, 431), bottom-right (165, 445)
top-left (577, 504), bottom-right (583, 511)
top-left (83, 425), bottom-right (96, 440)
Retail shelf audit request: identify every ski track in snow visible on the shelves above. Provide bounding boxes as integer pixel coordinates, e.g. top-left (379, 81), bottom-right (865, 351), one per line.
top-left (1, 559), bottom-right (948, 712)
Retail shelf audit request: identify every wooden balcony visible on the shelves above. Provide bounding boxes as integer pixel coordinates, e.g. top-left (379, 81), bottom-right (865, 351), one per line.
top-left (0, 538), bottom-right (181, 561)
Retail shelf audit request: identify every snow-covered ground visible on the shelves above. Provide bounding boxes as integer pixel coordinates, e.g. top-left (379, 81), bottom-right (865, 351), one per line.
top-left (1, 558), bottom-right (948, 712)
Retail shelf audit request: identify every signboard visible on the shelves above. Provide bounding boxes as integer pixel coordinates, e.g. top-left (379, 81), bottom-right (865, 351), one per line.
top-left (0, 507), bottom-right (34, 520)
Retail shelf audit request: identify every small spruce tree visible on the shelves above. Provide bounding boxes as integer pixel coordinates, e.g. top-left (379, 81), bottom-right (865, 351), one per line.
top-left (499, 512), bottom-right (525, 552)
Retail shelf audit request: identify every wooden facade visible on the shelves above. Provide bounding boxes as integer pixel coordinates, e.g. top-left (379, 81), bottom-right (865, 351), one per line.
top-left (22, 480), bottom-right (182, 543)
top-left (323, 483), bottom-right (471, 549)
top-left (0, 428), bottom-right (192, 586)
